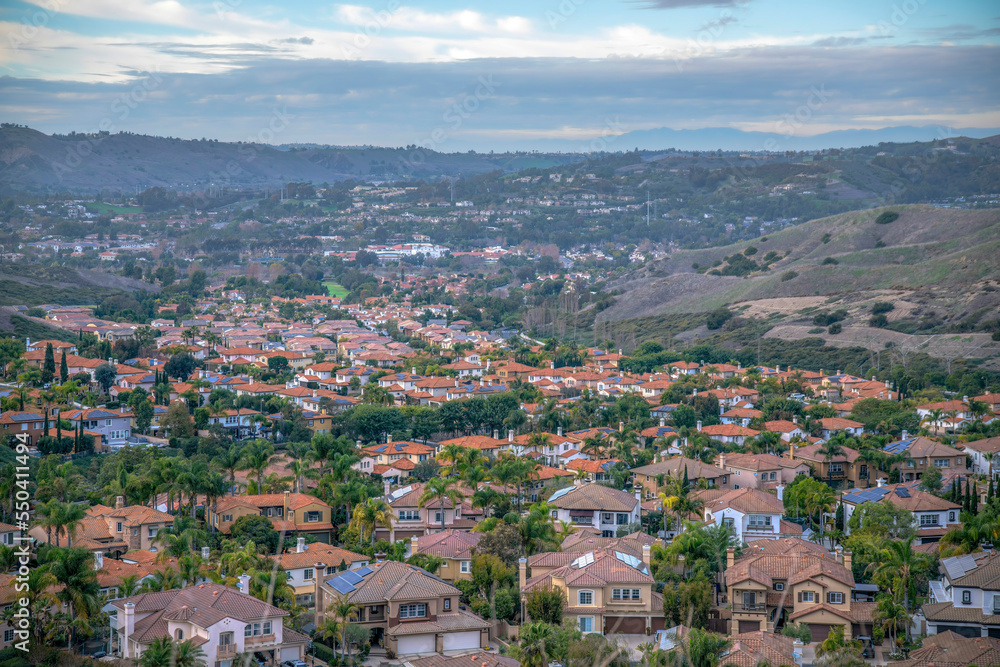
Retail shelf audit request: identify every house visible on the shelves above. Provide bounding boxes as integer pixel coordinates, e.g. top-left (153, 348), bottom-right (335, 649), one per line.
top-left (700, 487), bottom-right (804, 543)
top-left (379, 482), bottom-right (479, 541)
top-left (273, 538), bottom-right (368, 608)
top-left (883, 436), bottom-right (968, 482)
top-left (364, 441), bottom-right (436, 466)
top-left (630, 457), bottom-right (730, 501)
top-left (697, 423), bottom-right (758, 446)
top-left (720, 407), bottom-right (763, 427)
top-left (410, 530), bottom-right (483, 583)
top-left (963, 436), bottom-right (1000, 478)
top-left (315, 559), bottom-right (492, 656)
top-left (88, 497), bottom-right (175, 552)
top-left (885, 631), bottom-right (1000, 667)
top-left (924, 551), bottom-right (1000, 638)
top-left (210, 492), bottom-right (334, 543)
top-left (789, 444), bottom-right (867, 489)
top-left (817, 417), bottom-right (865, 439)
top-left (724, 538), bottom-right (869, 642)
top-left (0, 411), bottom-right (55, 446)
top-left (840, 482), bottom-right (961, 543)
top-left (521, 545), bottom-right (662, 634)
top-left (763, 419), bottom-right (808, 442)
top-left (112, 581), bottom-right (310, 663)
top-left (716, 453), bottom-right (808, 490)
top-left (63, 407), bottom-right (133, 448)
top-left (547, 482), bottom-right (641, 538)
top-left (565, 458), bottom-right (621, 483)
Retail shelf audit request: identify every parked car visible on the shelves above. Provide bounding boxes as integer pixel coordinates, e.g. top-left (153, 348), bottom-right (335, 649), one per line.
top-left (282, 661), bottom-right (307, 667)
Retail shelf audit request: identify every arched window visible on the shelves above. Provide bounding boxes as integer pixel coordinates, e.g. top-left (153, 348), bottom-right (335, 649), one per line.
top-left (175, 629), bottom-right (184, 641)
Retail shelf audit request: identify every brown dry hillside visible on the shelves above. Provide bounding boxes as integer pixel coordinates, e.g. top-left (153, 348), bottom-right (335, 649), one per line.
top-left (601, 205), bottom-right (1000, 322)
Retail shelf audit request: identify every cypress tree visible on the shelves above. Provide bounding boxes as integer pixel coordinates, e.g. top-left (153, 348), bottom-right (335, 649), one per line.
top-left (990, 478), bottom-right (995, 501)
top-left (60, 348), bottom-right (68, 382)
top-left (682, 465), bottom-right (690, 491)
top-left (973, 483), bottom-right (979, 512)
top-left (951, 478), bottom-right (958, 502)
top-left (42, 343), bottom-right (55, 383)
top-left (43, 407), bottom-right (49, 437)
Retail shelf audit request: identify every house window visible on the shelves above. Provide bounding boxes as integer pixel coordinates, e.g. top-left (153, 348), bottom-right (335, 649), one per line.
top-left (175, 629), bottom-right (183, 641)
top-left (303, 569), bottom-right (314, 581)
top-left (962, 590), bottom-right (971, 604)
top-left (799, 591), bottom-right (816, 602)
top-left (223, 515), bottom-right (233, 522)
top-left (748, 515), bottom-right (772, 528)
top-left (828, 592), bottom-right (844, 605)
top-left (723, 517), bottom-right (734, 527)
top-left (769, 472), bottom-right (777, 480)
top-left (919, 514), bottom-right (939, 526)
top-left (774, 583), bottom-right (784, 591)
top-left (398, 510), bottom-right (420, 521)
top-left (612, 588), bottom-right (641, 600)
top-left (306, 511), bottom-right (322, 522)
top-left (116, 522), bottom-right (123, 533)
top-left (616, 513), bottom-right (629, 525)
top-left (220, 632), bottom-right (233, 646)
top-left (602, 513), bottom-right (614, 523)
top-left (148, 528), bottom-right (157, 538)
top-left (578, 617), bottom-right (593, 633)
top-left (578, 590), bottom-right (594, 606)
top-left (444, 599), bottom-right (451, 610)
top-left (4, 630), bottom-right (14, 643)
top-left (830, 464), bottom-right (843, 473)
top-left (263, 621), bottom-right (271, 635)
top-left (993, 595), bottom-right (1000, 614)
top-left (934, 459), bottom-right (949, 468)
top-left (399, 604), bottom-right (426, 618)
top-left (132, 528), bottom-right (139, 536)
top-left (949, 511), bottom-right (956, 522)
top-left (460, 561), bottom-right (471, 573)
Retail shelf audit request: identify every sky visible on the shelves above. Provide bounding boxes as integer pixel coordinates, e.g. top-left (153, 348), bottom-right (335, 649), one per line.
top-left (0, 0), bottom-right (998, 151)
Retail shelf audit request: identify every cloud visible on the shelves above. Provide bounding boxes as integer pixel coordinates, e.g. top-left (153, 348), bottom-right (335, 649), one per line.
top-left (811, 36), bottom-right (870, 47)
top-left (279, 37), bottom-right (315, 45)
top-left (635, 0), bottom-right (749, 9)
top-left (333, 5), bottom-right (533, 35)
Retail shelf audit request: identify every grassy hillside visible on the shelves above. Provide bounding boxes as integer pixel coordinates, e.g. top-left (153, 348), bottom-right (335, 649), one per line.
top-left (0, 265), bottom-right (157, 307)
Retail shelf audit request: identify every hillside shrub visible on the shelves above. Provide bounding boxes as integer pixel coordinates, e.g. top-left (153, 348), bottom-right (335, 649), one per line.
top-left (813, 310), bottom-right (848, 326)
top-left (744, 246), bottom-right (758, 256)
top-left (821, 233), bottom-right (831, 244)
top-left (705, 307), bottom-right (734, 330)
top-left (869, 314), bottom-right (889, 328)
top-left (821, 257), bottom-right (838, 265)
top-left (781, 271), bottom-right (798, 281)
top-left (993, 331), bottom-right (1000, 341)
top-left (875, 211), bottom-right (900, 225)
top-left (871, 301), bottom-right (894, 314)
top-left (828, 323), bottom-right (843, 334)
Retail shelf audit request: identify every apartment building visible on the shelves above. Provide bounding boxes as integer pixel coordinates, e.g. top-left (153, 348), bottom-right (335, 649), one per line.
top-left (0, 411), bottom-right (55, 446)
top-left (377, 482), bottom-right (479, 541)
top-left (717, 453), bottom-right (808, 490)
top-left (789, 444), bottom-right (867, 489)
top-left (315, 560), bottom-right (491, 656)
top-left (88, 497), bottom-right (175, 552)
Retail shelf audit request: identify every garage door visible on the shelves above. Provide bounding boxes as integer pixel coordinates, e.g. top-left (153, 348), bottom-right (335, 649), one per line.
top-left (810, 624), bottom-right (836, 643)
top-left (739, 620), bottom-right (762, 634)
top-left (604, 617), bottom-right (646, 634)
top-left (442, 631), bottom-right (480, 651)
top-left (397, 634), bottom-right (436, 655)
top-left (280, 647), bottom-right (302, 662)
top-left (937, 624), bottom-right (981, 638)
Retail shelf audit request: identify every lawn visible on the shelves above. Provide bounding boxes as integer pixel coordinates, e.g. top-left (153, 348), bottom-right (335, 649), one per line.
top-left (85, 202), bottom-right (143, 215)
top-left (323, 281), bottom-right (348, 298)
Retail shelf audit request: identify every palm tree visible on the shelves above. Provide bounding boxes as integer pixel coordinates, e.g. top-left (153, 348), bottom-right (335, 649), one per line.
top-left (138, 636), bottom-right (207, 667)
top-left (437, 443), bottom-right (468, 476)
top-left (240, 439), bottom-right (276, 493)
top-left (48, 547), bottom-right (102, 652)
top-left (515, 621), bottom-right (556, 667)
top-left (805, 484), bottom-right (836, 542)
top-left (329, 593), bottom-right (361, 660)
top-left (284, 442), bottom-right (319, 492)
top-left (518, 502), bottom-right (558, 555)
top-left (57, 501), bottom-right (86, 548)
top-left (419, 477), bottom-right (465, 532)
top-left (118, 574), bottom-right (143, 598)
top-left (867, 537), bottom-right (932, 641)
top-left (214, 444), bottom-right (244, 495)
top-left (819, 437), bottom-right (846, 486)
top-left (873, 594), bottom-right (907, 655)
top-left (202, 471), bottom-right (229, 534)
top-left (143, 568), bottom-right (182, 592)
top-left (317, 616), bottom-right (344, 659)
top-left (350, 498), bottom-right (395, 546)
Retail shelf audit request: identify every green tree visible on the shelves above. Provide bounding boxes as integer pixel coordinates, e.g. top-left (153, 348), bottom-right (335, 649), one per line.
top-left (162, 400), bottom-right (194, 437)
top-left (94, 362), bottom-right (117, 394)
top-left (229, 515), bottom-right (280, 553)
top-left (137, 636), bottom-right (207, 667)
top-left (418, 476), bottom-right (465, 532)
top-left (59, 348), bottom-right (68, 382)
top-left (525, 586), bottom-right (565, 625)
top-left (42, 343), bottom-right (56, 384)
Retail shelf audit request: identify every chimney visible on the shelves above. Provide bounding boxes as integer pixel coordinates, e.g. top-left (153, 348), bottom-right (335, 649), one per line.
top-left (835, 545), bottom-right (843, 563)
top-left (550, 360), bottom-right (555, 369)
top-left (719, 403), bottom-right (725, 415)
top-left (843, 550), bottom-right (852, 572)
top-left (660, 418), bottom-right (665, 427)
top-left (726, 547), bottom-right (735, 569)
top-left (410, 535), bottom-right (418, 556)
top-left (297, 537), bottom-right (306, 553)
top-left (901, 430), bottom-right (908, 441)
top-left (693, 388), bottom-right (698, 397)
top-left (384, 478), bottom-right (391, 498)
top-left (115, 495), bottom-right (125, 509)
top-left (963, 395), bottom-right (969, 403)
top-left (508, 429), bottom-right (514, 443)
top-left (557, 426), bottom-right (563, 437)
top-left (493, 429), bottom-right (500, 440)
top-left (642, 544), bottom-right (651, 569)
top-left (518, 557), bottom-right (527, 590)
top-left (719, 453), bottom-right (726, 469)
top-left (792, 415), bottom-right (798, 424)
top-left (486, 359), bottom-right (490, 370)
top-left (283, 490), bottom-right (290, 516)
top-left (238, 573), bottom-right (251, 595)
top-left (619, 421), bottom-right (624, 433)
top-left (635, 485), bottom-right (642, 504)
top-left (696, 420), bottom-right (702, 432)
top-left (871, 376), bottom-right (876, 382)
top-left (885, 380), bottom-right (891, 388)
top-left (94, 552), bottom-right (104, 570)
top-left (201, 546), bottom-right (210, 560)
top-left (313, 562), bottom-right (326, 615)
top-left (411, 367), bottom-right (416, 375)
top-left (876, 478), bottom-right (886, 488)
top-left (776, 483), bottom-right (785, 501)
top-left (122, 602), bottom-right (135, 658)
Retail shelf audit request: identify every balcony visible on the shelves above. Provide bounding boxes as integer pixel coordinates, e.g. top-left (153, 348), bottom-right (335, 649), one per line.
top-left (217, 645), bottom-right (237, 659)
top-left (245, 634), bottom-right (276, 646)
top-left (738, 604), bottom-right (767, 613)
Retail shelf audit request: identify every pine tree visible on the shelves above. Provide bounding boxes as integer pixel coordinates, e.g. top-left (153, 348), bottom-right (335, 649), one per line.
top-left (60, 348), bottom-right (68, 382)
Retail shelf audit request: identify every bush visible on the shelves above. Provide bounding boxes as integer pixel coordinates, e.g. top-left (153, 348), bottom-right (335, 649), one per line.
top-left (705, 307), bottom-right (734, 330)
top-left (313, 642), bottom-right (337, 664)
top-left (781, 271), bottom-right (798, 282)
top-left (875, 211), bottom-right (900, 225)
top-left (869, 314), bottom-right (889, 328)
top-left (813, 310), bottom-right (848, 326)
top-left (871, 301), bottom-right (894, 314)
top-left (821, 257), bottom-right (839, 265)
top-left (828, 323), bottom-right (843, 334)
top-left (821, 233), bottom-right (831, 244)
top-left (743, 246), bottom-right (758, 256)
top-left (993, 330), bottom-right (1000, 341)
top-left (25, 308), bottom-right (46, 318)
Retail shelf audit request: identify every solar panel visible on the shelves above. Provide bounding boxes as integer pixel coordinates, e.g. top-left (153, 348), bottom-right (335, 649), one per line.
top-left (340, 570), bottom-right (364, 584)
top-left (356, 566), bottom-right (373, 576)
top-left (389, 485), bottom-right (413, 501)
top-left (894, 487), bottom-right (911, 498)
top-left (615, 551), bottom-right (642, 570)
top-left (330, 578), bottom-right (355, 594)
top-left (549, 487), bottom-right (573, 502)
top-left (571, 552), bottom-right (595, 568)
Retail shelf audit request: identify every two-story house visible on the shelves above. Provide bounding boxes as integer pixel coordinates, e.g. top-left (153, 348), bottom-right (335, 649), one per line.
top-left (0, 411), bottom-right (56, 446)
top-left (724, 538), bottom-right (870, 642)
top-left (88, 498), bottom-right (175, 552)
top-left (547, 482), bottom-right (641, 538)
top-left (315, 559), bottom-right (491, 656)
top-left (363, 441), bottom-right (437, 466)
top-left (817, 418), bottom-right (865, 439)
top-left (883, 436), bottom-right (969, 482)
top-left (963, 436), bottom-right (1000, 479)
top-left (631, 457), bottom-right (730, 501)
top-left (925, 551), bottom-right (1000, 638)
top-left (206, 408), bottom-right (262, 439)
top-left (716, 453), bottom-right (808, 490)
top-left (378, 483), bottom-right (479, 541)
top-left (410, 530), bottom-right (483, 583)
top-left (699, 487), bottom-right (804, 543)
top-left (63, 407), bottom-right (132, 448)
top-left (113, 580), bottom-right (310, 664)
top-left (840, 482), bottom-right (961, 543)
top-left (521, 545), bottom-right (662, 634)
top-left (789, 444), bottom-right (867, 489)
top-left (210, 491), bottom-right (334, 543)
top-left (274, 538), bottom-right (368, 608)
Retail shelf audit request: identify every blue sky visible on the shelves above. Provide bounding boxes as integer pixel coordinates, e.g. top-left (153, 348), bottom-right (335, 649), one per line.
top-left (1, 0), bottom-right (998, 150)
